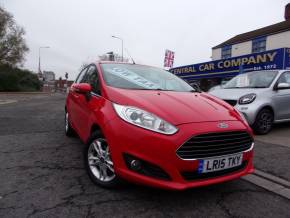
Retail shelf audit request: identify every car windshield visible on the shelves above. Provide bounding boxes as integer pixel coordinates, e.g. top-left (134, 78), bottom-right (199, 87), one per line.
top-left (223, 70), bottom-right (278, 89)
top-left (101, 64), bottom-right (195, 92)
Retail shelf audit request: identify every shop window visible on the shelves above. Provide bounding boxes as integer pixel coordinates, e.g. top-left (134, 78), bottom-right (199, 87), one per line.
top-left (221, 46), bottom-right (232, 59)
top-left (252, 37), bottom-right (266, 53)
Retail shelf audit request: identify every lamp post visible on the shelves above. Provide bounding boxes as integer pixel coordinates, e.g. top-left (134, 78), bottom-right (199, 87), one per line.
top-left (111, 35), bottom-right (123, 62)
top-left (38, 46), bottom-right (50, 75)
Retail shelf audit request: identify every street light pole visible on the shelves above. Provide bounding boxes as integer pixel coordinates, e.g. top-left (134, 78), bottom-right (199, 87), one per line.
top-left (38, 46), bottom-right (50, 74)
top-left (112, 35), bottom-right (123, 62)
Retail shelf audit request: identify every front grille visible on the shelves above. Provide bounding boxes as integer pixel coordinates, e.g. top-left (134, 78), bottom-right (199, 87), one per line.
top-left (223, 99), bottom-right (237, 106)
top-left (176, 131), bottom-right (253, 160)
top-left (181, 161), bottom-right (248, 181)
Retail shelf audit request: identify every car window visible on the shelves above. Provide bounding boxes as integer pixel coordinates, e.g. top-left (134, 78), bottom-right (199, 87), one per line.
top-left (75, 67), bottom-right (88, 83)
top-left (277, 72), bottom-right (290, 85)
top-left (100, 64), bottom-right (195, 92)
top-left (224, 71), bottom-right (278, 89)
top-left (82, 65), bottom-right (100, 94)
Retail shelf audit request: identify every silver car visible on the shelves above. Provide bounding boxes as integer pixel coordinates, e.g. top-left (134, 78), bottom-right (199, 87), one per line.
top-left (209, 70), bottom-right (290, 134)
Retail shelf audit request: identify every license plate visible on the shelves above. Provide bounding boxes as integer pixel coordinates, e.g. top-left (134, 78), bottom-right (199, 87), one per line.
top-left (198, 153), bottom-right (243, 173)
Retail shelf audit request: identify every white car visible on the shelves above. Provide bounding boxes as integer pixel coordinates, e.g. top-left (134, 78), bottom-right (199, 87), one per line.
top-left (209, 70), bottom-right (290, 134)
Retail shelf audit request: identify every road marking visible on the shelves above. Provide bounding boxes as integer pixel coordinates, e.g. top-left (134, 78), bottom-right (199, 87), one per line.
top-left (255, 137), bottom-right (290, 148)
top-left (254, 169), bottom-right (290, 188)
top-left (243, 172), bottom-right (290, 200)
top-left (0, 100), bottom-right (17, 105)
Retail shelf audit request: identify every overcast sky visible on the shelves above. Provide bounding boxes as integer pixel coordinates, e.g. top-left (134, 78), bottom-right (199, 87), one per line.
top-left (1, 0), bottom-right (289, 79)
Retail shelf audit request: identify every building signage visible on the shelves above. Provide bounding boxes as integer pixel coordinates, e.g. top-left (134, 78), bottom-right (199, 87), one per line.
top-left (170, 48), bottom-right (290, 82)
top-left (285, 48), bottom-right (290, 69)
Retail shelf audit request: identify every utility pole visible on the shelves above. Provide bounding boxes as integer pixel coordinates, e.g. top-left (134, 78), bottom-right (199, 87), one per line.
top-left (38, 46), bottom-right (50, 77)
top-left (112, 35), bottom-right (123, 62)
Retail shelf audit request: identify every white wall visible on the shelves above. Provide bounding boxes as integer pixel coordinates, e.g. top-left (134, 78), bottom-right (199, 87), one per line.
top-left (266, 30), bottom-right (290, 50)
top-left (211, 48), bottom-right (221, 60)
top-left (211, 30), bottom-right (290, 60)
top-left (212, 41), bottom-right (252, 60)
top-left (43, 72), bottom-right (55, 82)
top-left (232, 41), bottom-right (252, 57)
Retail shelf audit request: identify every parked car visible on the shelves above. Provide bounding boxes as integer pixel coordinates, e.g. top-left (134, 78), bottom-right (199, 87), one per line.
top-left (208, 84), bottom-right (222, 92)
top-left (208, 78), bottom-right (232, 92)
top-left (209, 70), bottom-right (290, 134)
top-left (65, 62), bottom-right (254, 190)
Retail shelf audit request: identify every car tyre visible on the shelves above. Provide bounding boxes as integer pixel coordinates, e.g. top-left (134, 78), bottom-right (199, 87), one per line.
top-left (252, 108), bottom-right (273, 135)
top-left (65, 111), bottom-right (75, 137)
top-left (84, 131), bottom-right (120, 188)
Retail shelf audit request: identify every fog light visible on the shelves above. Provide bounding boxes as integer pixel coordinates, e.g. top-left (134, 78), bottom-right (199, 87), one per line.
top-left (130, 159), bottom-right (142, 171)
top-left (123, 153), bottom-right (171, 180)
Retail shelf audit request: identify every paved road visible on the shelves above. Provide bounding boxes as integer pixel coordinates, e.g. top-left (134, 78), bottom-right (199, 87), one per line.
top-left (255, 122), bottom-right (290, 148)
top-left (0, 94), bottom-right (290, 218)
top-left (254, 141), bottom-right (290, 181)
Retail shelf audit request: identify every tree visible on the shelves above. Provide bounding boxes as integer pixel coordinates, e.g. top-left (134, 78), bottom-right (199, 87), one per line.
top-left (0, 6), bottom-right (29, 66)
top-left (0, 64), bottom-right (41, 91)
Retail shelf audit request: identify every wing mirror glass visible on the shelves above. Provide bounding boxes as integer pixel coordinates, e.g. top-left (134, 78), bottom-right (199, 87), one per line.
top-left (277, 82), bottom-right (290, 89)
top-left (190, 83), bottom-right (202, 92)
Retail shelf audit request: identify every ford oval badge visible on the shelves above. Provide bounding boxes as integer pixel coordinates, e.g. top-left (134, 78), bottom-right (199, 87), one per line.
top-left (218, 122), bottom-right (228, 129)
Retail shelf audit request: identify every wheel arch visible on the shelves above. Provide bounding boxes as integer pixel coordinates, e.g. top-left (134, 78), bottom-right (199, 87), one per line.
top-left (252, 105), bottom-right (275, 135)
top-left (87, 122), bottom-right (106, 143)
top-left (260, 105), bottom-right (275, 117)
top-left (254, 104), bottom-right (275, 121)
top-left (90, 123), bottom-right (102, 135)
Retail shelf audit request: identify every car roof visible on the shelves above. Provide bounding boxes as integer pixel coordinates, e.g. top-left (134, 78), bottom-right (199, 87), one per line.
top-left (93, 61), bottom-right (162, 69)
top-left (242, 69), bottom-right (287, 74)
top-left (95, 61), bottom-right (131, 65)
top-left (275, 70), bottom-right (289, 75)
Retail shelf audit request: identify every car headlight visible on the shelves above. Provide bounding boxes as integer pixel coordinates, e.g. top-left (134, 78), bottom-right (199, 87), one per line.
top-left (113, 103), bottom-right (178, 135)
top-left (238, 93), bottom-right (256, 105)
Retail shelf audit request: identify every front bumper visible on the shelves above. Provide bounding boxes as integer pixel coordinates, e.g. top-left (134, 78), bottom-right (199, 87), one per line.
top-left (103, 118), bottom-right (254, 190)
top-left (235, 104), bottom-right (259, 125)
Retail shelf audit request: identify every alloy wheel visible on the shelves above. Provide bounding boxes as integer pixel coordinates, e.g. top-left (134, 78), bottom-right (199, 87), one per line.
top-left (87, 138), bottom-right (115, 182)
top-left (65, 112), bottom-right (69, 133)
top-left (257, 112), bottom-right (273, 133)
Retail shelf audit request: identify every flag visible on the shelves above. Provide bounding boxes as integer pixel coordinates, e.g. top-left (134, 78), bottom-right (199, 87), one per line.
top-left (164, 49), bottom-right (175, 68)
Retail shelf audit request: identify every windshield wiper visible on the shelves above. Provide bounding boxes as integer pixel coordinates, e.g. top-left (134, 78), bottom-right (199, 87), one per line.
top-left (150, 88), bottom-right (172, 91)
top-left (190, 89), bottom-right (201, 93)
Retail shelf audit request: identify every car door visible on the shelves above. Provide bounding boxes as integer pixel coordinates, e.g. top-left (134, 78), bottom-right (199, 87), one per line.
top-left (273, 71), bottom-right (290, 120)
top-left (68, 67), bottom-right (88, 129)
top-left (74, 64), bottom-right (103, 141)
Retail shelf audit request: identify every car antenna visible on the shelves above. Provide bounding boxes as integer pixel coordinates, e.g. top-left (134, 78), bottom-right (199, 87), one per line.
top-left (125, 48), bottom-right (136, 64)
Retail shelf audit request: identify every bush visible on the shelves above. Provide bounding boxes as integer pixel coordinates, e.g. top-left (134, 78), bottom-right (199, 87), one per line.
top-left (0, 64), bottom-right (41, 91)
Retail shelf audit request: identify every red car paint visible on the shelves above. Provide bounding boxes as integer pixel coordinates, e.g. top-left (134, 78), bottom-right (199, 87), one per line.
top-left (66, 62), bottom-right (254, 190)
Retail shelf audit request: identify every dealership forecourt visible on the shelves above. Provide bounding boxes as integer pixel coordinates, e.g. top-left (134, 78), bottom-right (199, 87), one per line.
top-left (0, 93), bottom-right (290, 217)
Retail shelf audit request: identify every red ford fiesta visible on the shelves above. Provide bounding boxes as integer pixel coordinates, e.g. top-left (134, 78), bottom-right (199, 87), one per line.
top-left (65, 62), bottom-right (254, 190)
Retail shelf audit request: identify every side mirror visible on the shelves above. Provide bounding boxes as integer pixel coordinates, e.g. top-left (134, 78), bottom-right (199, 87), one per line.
top-left (190, 83), bottom-right (202, 93)
top-left (276, 83), bottom-right (290, 90)
top-left (73, 83), bottom-right (92, 94)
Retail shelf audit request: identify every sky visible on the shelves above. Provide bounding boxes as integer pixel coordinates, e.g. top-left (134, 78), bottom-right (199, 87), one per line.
top-left (1, 0), bottom-right (289, 79)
